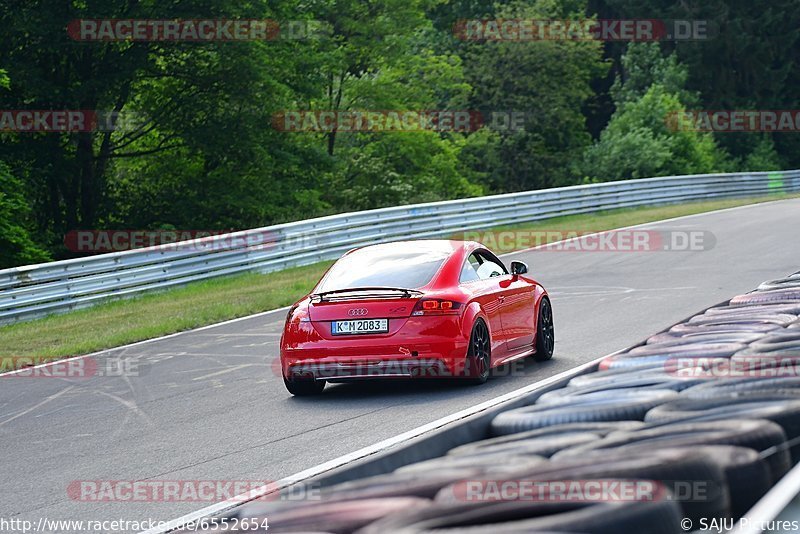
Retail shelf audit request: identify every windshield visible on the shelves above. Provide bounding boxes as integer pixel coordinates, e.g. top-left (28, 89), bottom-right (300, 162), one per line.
top-left (315, 243), bottom-right (451, 292)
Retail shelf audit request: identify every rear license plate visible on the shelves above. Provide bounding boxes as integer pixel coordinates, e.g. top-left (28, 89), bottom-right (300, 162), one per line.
top-left (332, 318), bottom-right (389, 335)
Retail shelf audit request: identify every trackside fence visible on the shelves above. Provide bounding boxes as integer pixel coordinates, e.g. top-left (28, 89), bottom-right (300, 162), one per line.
top-left (1, 170), bottom-right (798, 325)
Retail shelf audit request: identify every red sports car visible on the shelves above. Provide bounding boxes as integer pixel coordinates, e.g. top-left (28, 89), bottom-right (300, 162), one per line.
top-left (279, 240), bottom-right (554, 395)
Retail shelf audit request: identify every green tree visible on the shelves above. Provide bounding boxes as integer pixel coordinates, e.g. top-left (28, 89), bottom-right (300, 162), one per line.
top-left (581, 85), bottom-right (724, 181)
top-left (743, 136), bottom-right (782, 172)
top-left (461, 0), bottom-right (608, 191)
top-left (295, 0), bottom-right (483, 211)
top-left (609, 42), bottom-right (696, 108)
top-left (596, 0), bottom-right (800, 168)
top-left (0, 162), bottom-right (51, 268)
top-left (581, 42), bottom-right (727, 181)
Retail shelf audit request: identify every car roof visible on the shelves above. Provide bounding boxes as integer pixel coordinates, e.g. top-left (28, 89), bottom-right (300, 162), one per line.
top-left (339, 240), bottom-right (486, 289)
top-left (346, 239), bottom-right (480, 255)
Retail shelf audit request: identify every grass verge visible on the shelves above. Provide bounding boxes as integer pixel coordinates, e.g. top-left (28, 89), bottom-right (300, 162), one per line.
top-left (1, 193), bottom-right (797, 360)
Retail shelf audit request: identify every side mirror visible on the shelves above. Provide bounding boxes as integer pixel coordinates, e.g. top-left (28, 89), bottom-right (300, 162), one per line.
top-left (510, 261), bottom-right (528, 275)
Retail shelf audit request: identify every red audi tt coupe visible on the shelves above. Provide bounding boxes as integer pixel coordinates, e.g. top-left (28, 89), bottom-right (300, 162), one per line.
top-left (279, 239), bottom-right (554, 395)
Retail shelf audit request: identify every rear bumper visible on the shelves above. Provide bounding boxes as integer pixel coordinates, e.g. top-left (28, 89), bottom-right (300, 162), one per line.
top-left (287, 359), bottom-right (453, 381)
top-left (281, 316), bottom-right (470, 380)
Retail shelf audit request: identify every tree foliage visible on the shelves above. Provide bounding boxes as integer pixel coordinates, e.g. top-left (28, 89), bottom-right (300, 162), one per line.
top-left (581, 43), bottom-right (726, 181)
top-left (0, 162), bottom-right (51, 268)
top-left (0, 0), bottom-right (795, 266)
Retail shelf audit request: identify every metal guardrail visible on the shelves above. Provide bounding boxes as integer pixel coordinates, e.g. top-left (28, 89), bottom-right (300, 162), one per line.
top-left (1, 170), bottom-right (798, 325)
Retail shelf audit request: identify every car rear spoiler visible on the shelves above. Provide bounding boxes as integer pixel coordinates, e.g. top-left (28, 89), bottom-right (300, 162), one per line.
top-left (311, 287), bottom-right (424, 302)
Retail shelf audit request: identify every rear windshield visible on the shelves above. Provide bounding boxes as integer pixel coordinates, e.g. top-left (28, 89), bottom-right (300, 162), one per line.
top-left (316, 245), bottom-right (450, 292)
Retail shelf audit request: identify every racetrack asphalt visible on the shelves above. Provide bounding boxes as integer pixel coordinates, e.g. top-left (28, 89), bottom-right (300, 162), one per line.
top-left (1, 198), bottom-right (798, 530)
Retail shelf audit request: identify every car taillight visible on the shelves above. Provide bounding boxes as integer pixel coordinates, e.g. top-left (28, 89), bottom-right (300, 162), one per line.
top-left (285, 305), bottom-right (298, 326)
top-left (286, 304), bottom-right (310, 326)
top-left (412, 299), bottom-right (463, 316)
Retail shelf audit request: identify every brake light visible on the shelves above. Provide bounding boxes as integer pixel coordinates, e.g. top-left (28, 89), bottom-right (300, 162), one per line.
top-left (412, 299), bottom-right (463, 316)
top-left (285, 305), bottom-right (298, 326)
top-left (285, 304), bottom-right (310, 326)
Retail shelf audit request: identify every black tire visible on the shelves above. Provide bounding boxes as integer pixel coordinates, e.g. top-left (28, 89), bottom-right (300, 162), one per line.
top-left (569, 367), bottom-right (673, 387)
top-left (681, 445), bottom-right (770, 519)
top-left (668, 323), bottom-right (783, 335)
top-left (645, 331), bottom-right (763, 346)
top-left (758, 274), bottom-right (800, 291)
top-left (395, 453), bottom-right (547, 476)
top-left (226, 475), bottom-right (448, 524)
top-left (609, 343), bottom-right (744, 375)
top-left (489, 390), bottom-right (678, 436)
top-left (643, 393), bottom-right (800, 462)
top-left (447, 421), bottom-right (644, 457)
top-left (751, 330), bottom-right (800, 346)
top-left (435, 448), bottom-right (726, 525)
top-left (735, 345), bottom-right (800, 355)
top-left (262, 496), bottom-right (429, 533)
top-left (549, 445), bottom-right (768, 520)
top-left (730, 288), bottom-right (800, 305)
top-left (626, 342), bottom-right (746, 357)
top-left (727, 350), bottom-right (800, 374)
top-left (464, 319), bottom-right (491, 385)
top-left (445, 432), bottom-right (600, 459)
top-left (358, 496), bottom-right (682, 534)
top-left (686, 313), bottom-right (797, 327)
top-left (598, 352), bottom-right (732, 373)
top-left (283, 376), bottom-right (326, 396)
top-left (597, 341), bottom-right (744, 372)
top-left (537, 376), bottom-right (703, 404)
top-left (598, 353), bottom-right (670, 371)
top-left (568, 368), bottom-right (707, 390)
top-left (554, 419), bottom-right (791, 483)
top-left (705, 303), bottom-right (800, 316)
top-left (681, 377), bottom-right (800, 399)
top-left (321, 469), bottom-right (484, 501)
top-left (534, 297), bottom-right (554, 362)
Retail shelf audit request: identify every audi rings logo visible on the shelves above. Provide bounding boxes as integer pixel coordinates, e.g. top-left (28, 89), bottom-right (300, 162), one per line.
top-left (348, 308), bottom-right (369, 317)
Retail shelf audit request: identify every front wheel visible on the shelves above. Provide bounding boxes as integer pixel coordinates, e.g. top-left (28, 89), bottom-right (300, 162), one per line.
top-left (464, 319), bottom-right (491, 385)
top-left (534, 297), bottom-right (555, 362)
top-left (284, 377), bottom-right (326, 396)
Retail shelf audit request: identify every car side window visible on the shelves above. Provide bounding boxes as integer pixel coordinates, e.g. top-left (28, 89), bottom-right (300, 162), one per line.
top-left (460, 251), bottom-right (507, 283)
top-left (475, 253), bottom-right (505, 279)
top-left (460, 253), bottom-right (481, 283)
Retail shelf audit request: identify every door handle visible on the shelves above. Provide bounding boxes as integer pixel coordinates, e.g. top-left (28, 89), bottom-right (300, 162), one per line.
top-left (498, 296), bottom-right (505, 303)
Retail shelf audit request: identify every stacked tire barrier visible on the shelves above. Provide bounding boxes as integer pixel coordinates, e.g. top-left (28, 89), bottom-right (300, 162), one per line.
top-left (195, 271), bottom-right (800, 533)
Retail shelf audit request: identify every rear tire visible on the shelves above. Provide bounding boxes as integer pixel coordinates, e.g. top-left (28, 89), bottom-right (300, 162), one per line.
top-left (534, 297), bottom-right (554, 361)
top-left (464, 319), bottom-right (491, 385)
top-left (284, 376), bottom-right (325, 396)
